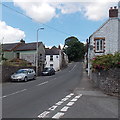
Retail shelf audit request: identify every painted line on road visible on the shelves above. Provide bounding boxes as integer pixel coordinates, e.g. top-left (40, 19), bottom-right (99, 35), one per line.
top-left (38, 111), bottom-right (50, 118)
top-left (2, 89), bottom-right (27, 98)
top-left (36, 81), bottom-right (48, 86)
top-left (37, 93), bottom-right (82, 118)
top-left (56, 101), bottom-right (64, 106)
top-left (69, 64), bottom-right (77, 72)
top-left (52, 112), bottom-right (64, 119)
top-left (48, 105), bottom-right (58, 111)
top-left (60, 106), bottom-right (69, 112)
top-left (66, 102), bottom-right (75, 106)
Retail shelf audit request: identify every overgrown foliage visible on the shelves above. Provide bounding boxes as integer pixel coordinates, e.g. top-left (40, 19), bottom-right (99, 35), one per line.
top-left (91, 53), bottom-right (120, 71)
top-left (3, 58), bottom-right (32, 67)
top-left (64, 36), bottom-right (85, 62)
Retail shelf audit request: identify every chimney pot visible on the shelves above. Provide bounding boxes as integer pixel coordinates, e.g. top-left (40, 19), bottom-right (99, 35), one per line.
top-left (109, 6), bottom-right (118, 18)
top-left (114, 6), bottom-right (117, 9)
top-left (110, 7), bottom-right (113, 9)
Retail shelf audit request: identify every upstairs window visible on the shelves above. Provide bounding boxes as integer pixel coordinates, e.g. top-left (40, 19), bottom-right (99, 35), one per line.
top-left (50, 55), bottom-right (53, 61)
top-left (94, 38), bottom-right (105, 53)
top-left (50, 64), bottom-right (53, 68)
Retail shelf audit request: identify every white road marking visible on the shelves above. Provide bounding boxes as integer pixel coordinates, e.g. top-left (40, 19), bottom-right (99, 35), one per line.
top-left (48, 105), bottom-right (57, 111)
top-left (56, 101), bottom-right (64, 106)
top-left (67, 102), bottom-right (74, 106)
top-left (54, 78), bottom-right (57, 80)
top-left (71, 98), bottom-right (78, 102)
top-left (66, 93), bottom-right (74, 98)
top-left (70, 93), bottom-right (74, 96)
top-left (74, 96), bottom-right (81, 99)
top-left (52, 112), bottom-right (64, 119)
top-left (75, 94), bottom-right (82, 99)
top-left (38, 111), bottom-right (50, 118)
top-left (61, 97), bottom-right (69, 102)
top-left (37, 93), bottom-right (83, 118)
top-left (69, 64), bottom-right (77, 72)
top-left (36, 81), bottom-right (48, 86)
top-left (2, 89), bottom-right (27, 98)
top-left (66, 95), bottom-right (72, 98)
top-left (60, 106), bottom-right (69, 112)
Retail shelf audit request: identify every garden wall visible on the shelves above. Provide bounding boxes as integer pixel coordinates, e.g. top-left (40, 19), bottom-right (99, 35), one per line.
top-left (1, 65), bottom-right (42, 82)
top-left (91, 68), bottom-right (120, 95)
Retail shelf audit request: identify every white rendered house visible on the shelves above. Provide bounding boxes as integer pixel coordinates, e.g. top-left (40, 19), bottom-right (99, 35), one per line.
top-left (45, 46), bottom-right (62, 71)
top-left (87, 2), bottom-right (120, 76)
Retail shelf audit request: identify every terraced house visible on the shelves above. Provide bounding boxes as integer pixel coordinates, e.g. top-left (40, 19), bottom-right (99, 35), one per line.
top-left (2, 40), bottom-right (45, 71)
top-left (87, 2), bottom-right (120, 76)
top-left (45, 46), bottom-right (68, 71)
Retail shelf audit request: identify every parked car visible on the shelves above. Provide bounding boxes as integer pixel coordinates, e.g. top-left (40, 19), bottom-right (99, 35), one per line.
top-left (42, 67), bottom-right (55, 76)
top-left (11, 69), bottom-right (36, 82)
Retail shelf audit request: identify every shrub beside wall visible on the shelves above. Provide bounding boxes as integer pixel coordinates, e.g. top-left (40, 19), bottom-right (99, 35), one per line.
top-left (91, 53), bottom-right (120, 95)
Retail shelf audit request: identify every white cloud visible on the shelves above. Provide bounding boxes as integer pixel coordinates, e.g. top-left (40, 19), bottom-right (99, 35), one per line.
top-left (82, 1), bottom-right (118, 21)
top-left (0, 21), bottom-right (25, 43)
top-left (13, 0), bottom-right (119, 22)
top-left (13, 1), bottom-right (56, 23)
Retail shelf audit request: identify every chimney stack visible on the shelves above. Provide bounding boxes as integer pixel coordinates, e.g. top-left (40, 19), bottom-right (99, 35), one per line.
top-left (109, 6), bottom-right (118, 18)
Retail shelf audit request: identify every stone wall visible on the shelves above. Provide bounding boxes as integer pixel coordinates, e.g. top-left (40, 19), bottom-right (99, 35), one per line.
top-left (91, 68), bottom-right (120, 95)
top-left (1, 65), bottom-right (42, 82)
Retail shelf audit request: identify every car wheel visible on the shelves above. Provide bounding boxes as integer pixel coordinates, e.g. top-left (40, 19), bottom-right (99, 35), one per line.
top-left (33, 75), bottom-right (36, 80)
top-left (24, 77), bottom-right (28, 82)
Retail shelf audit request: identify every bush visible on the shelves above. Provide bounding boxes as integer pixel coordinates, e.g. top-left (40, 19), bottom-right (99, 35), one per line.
top-left (91, 52), bottom-right (120, 71)
top-left (3, 58), bottom-right (32, 67)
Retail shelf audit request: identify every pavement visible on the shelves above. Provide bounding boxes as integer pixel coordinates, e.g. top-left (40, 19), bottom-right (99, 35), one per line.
top-left (1, 62), bottom-right (119, 119)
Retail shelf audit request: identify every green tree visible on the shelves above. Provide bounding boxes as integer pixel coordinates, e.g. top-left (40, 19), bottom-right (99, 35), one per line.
top-left (64, 36), bottom-right (85, 62)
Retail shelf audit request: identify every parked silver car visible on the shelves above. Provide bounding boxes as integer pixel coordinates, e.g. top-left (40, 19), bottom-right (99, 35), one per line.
top-left (11, 69), bottom-right (36, 82)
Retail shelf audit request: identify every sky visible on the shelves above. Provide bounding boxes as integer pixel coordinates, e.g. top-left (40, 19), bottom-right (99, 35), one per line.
top-left (0, 0), bottom-right (119, 48)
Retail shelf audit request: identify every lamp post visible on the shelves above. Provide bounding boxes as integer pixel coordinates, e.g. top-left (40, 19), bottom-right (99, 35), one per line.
top-left (36, 28), bottom-right (44, 76)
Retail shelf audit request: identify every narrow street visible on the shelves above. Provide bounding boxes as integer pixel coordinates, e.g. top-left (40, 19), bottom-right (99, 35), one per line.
top-left (2, 62), bottom-right (118, 119)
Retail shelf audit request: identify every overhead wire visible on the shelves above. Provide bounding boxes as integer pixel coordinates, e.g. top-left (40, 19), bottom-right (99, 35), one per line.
top-left (1, 2), bottom-right (72, 36)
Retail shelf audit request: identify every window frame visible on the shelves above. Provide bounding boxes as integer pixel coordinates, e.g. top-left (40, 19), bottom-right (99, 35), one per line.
top-left (50, 55), bottom-right (53, 61)
top-left (94, 37), bottom-right (105, 53)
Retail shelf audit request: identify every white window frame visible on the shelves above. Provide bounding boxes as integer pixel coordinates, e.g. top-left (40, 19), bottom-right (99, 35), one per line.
top-left (94, 38), bottom-right (105, 53)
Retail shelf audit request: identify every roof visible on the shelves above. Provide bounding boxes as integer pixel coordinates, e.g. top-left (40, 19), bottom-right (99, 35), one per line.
top-left (2, 43), bottom-right (21, 51)
top-left (15, 42), bottom-right (42, 51)
top-left (90, 18), bottom-right (120, 38)
top-left (45, 47), bottom-right (60, 55)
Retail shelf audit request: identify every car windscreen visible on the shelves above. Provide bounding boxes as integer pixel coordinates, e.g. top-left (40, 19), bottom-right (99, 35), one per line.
top-left (43, 68), bottom-right (51, 72)
top-left (16, 70), bottom-right (28, 74)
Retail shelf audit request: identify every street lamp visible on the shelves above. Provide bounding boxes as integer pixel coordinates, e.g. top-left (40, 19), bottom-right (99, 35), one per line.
top-left (36, 27), bottom-right (44, 76)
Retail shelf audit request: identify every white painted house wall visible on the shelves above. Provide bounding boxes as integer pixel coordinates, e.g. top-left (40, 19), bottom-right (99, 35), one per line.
top-left (89, 18), bottom-right (119, 57)
top-left (87, 3), bottom-right (120, 77)
top-left (45, 51), bottom-right (62, 71)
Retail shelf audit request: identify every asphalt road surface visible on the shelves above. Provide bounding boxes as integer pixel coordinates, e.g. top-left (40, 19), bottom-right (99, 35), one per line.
top-left (2, 62), bottom-right (119, 119)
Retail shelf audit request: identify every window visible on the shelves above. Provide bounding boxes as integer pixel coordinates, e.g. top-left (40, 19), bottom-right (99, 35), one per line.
top-left (94, 38), bottom-right (105, 53)
top-left (39, 54), bottom-right (42, 60)
top-left (16, 53), bottom-right (20, 59)
top-left (50, 64), bottom-right (53, 68)
top-left (50, 55), bottom-right (53, 61)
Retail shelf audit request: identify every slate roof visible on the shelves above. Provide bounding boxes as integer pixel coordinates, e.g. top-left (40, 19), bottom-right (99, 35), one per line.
top-left (45, 46), bottom-right (60, 55)
top-left (14, 42), bottom-right (42, 51)
top-left (2, 42), bottom-right (43, 51)
top-left (2, 43), bottom-right (21, 51)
